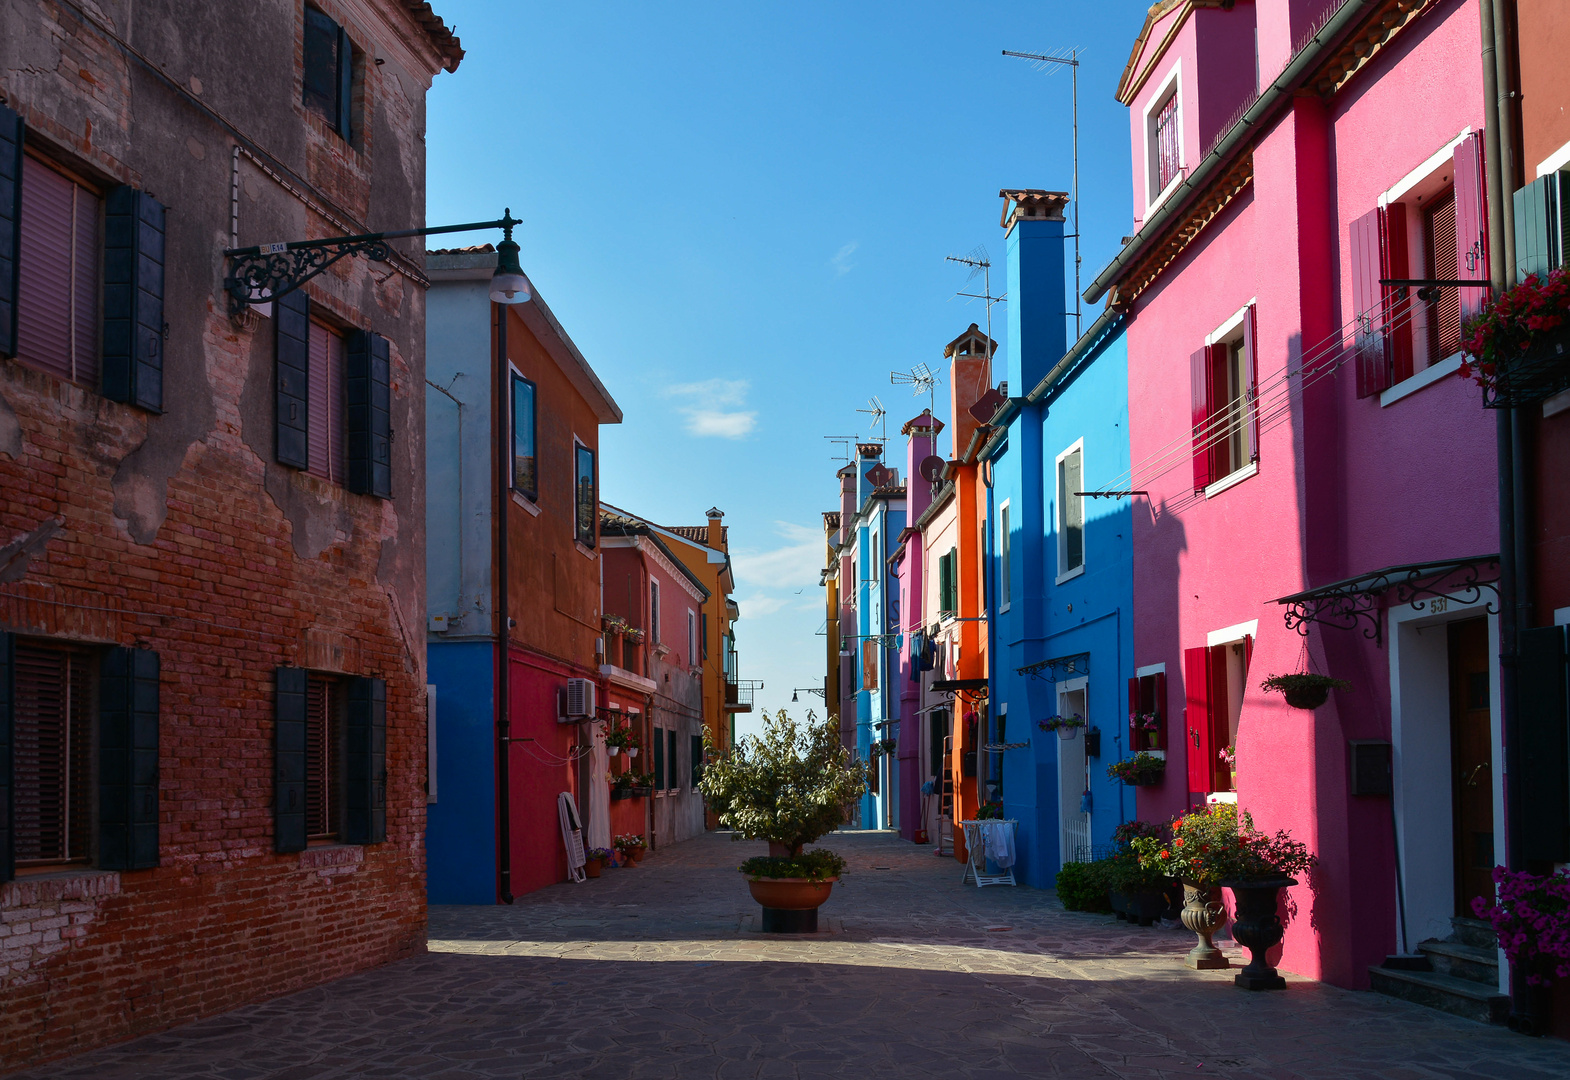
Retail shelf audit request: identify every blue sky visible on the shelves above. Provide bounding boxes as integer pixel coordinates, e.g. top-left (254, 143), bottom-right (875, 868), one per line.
top-left (426, 1), bottom-right (1149, 737)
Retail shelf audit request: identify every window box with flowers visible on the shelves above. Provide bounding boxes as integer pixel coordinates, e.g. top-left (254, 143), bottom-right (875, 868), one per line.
top-left (1461, 267), bottom-right (1570, 408)
top-left (606, 725), bottom-right (641, 758)
top-left (1107, 751), bottom-right (1165, 787)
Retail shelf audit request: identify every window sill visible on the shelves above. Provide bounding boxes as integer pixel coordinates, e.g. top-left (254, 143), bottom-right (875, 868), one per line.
top-left (299, 845), bottom-right (365, 871)
top-left (1205, 791), bottom-right (1238, 805)
top-left (2, 867), bottom-right (121, 908)
top-left (575, 541), bottom-right (597, 560)
top-left (1146, 168), bottom-right (1187, 217)
top-left (1379, 353), bottom-right (1464, 407)
top-left (1543, 387), bottom-right (1570, 419)
top-left (1203, 461), bottom-right (1257, 499)
top-left (1055, 563), bottom-right (1086, 586)
top-left (511, 491), bottom-right (542, 517)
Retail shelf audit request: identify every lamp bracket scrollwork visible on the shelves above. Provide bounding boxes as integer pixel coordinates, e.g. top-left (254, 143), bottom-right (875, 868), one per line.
top-left (1276, 556), bottom-right (1500, 648)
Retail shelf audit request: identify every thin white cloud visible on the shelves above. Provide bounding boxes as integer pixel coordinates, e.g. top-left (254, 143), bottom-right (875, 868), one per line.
top-left (661, 379), bottom-right (757, 439)
top-left (830, 241), bottom-right (858, 276)
top-left (732, 521), bottom-right (824, 589)
top-left (737, 593), bottom-right (789, 618)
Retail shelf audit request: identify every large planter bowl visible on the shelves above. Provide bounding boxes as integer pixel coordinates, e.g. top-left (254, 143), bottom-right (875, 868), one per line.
top-left (748, 876), bottom-right (838, 932)
top-left (1283, 685), bottom-right (1330, 709)
top-left (1124, 887), bottom-right (1168, 927)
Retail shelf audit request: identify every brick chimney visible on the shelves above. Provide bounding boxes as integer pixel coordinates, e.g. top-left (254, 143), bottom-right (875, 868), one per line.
top-left (1001, 189), bottom-right (1069, 393)
top-left (705, 506), bottom-right (724, 550)
top-left (901, 409), bottom-right (944, 522)
top-left (945, 323), bottom-right (997, 457)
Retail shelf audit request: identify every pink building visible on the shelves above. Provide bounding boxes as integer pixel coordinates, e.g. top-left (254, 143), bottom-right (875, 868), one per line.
top-left (1089, 0), bottom-right (1501, 1007)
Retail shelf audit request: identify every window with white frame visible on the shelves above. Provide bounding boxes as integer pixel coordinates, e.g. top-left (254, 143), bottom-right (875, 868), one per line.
top-left (687, 610), bottom-right (697, 667)
top-left (1144, 64), bottom-right (1183, 209)
top-left (650, 579), bottom-right (661, 645)
top-left (1191, 304), bottom-right (1258, 494)
top-left (998, 502), bottom-right (1011, 610)
top-left (1056, 442), bottom-right (1084, 580)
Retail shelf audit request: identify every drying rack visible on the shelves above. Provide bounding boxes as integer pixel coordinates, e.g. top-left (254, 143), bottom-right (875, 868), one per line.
top-left (959, 818), bottom-right (1018, 887)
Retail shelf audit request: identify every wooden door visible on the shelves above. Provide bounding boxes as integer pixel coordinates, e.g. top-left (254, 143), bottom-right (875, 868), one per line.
top-left (1448, 618), bottom-right (1494, 917)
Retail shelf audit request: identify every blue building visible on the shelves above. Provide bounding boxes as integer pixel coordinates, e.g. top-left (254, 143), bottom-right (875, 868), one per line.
top-left (844, 441), bottom-right (905, 829)
top-left (981, 190), bottom-right (1134, 888)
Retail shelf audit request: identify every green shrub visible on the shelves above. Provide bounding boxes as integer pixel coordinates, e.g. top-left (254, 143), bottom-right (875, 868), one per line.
top-left (1055, 858), bottom-right (1112, 912)
top-left (738, 848), bottom-right (847, 882)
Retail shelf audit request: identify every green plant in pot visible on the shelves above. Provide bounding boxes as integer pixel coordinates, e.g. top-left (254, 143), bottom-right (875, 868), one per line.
top-left (1218, 813), bottom-right (1315, 991)
top-left (698, 709), bottom-right (868, 932)
top-left (1260, 672), bottom-right (1349, 710)
top-left (1107, 751), bottom-right (1165, 786)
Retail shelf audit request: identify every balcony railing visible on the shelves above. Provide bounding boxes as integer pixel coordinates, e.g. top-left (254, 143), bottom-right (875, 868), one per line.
top-left (725, 678), bottom-right (763, 713)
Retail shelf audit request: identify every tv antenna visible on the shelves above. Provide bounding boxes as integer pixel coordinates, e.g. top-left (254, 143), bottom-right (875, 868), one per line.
top-left (857, 396), bottom-right (888, 444)
top-left (824, 434), bottom-right (859, 464)
top-left (945, 246), bottom-right (1005, 366)
top-left (890, 362), bottom-right (939, 414)
top-left (1003, 47), bottom-right (1082, 340)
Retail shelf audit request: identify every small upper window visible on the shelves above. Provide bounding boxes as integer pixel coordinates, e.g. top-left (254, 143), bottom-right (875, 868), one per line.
top-left (574, 443), bottom-right (596, 547)
top-left (16, 155), bottom-right (100, 387)
top-left (1057, 447), bottom-right (1084, 578)
top-left (303, 5), bottom-right (354, 142)
top-left (998, 503), bottom-right (1012, 609)
top-left (511, 372), bottom-right (537, 499)
top-left (1149, 86), bottom-right (1182, 201)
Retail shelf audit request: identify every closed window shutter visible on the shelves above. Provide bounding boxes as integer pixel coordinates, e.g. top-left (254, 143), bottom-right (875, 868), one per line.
top-left (274, 290), bottom-right (311, 470)
top-left (1153, 671), bottom-right (1167, 750)
top-left (275, 667), bottom-right (308, 853)
top-left (17, 156), bottom-right (99, 386)
top-left (337, 25), bottom-right (353, 142)
top-left (1184, 647), bottom-right (1211, 794)
top-left (102, 187), bottom-right (166, 411)
top-left (690, 733), bottom-right (703, 789)
top-left (653, 726), bottom-right (665, 790)
top-left (307, 321), bottom-right (345, 483)
top-left (1350, 207), bottom-right (1392, 398)
top-left (1385, 207), bottom-right (1412, 383)
top-left (0, 632), bottom-right (13, 883)
top-left (668, 730), bottom-right (677, 791)
top-left (0, 106), bottom-right (21, 359)
top-left (344, 676), bottom-right (386, 844)
top-left (1513, 175), bottom-right (1560, 282)
top-left (1517, 626), bottom-right (1569, 862)
top-left (1190, 347), bottom-right (1212, 492)
top-left (1127, 676), bottom-right (1140, 747)
top-left (346, 330), bottom-right (392, 498)
top-left (1453, 132), bottom-right (1488, 325)
top-left (99, 646), bottom-right (160, 870)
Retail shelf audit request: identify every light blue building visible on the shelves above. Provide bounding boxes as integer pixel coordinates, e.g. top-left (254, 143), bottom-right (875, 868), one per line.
top-left (845, 442), bottom-right (905, 830)
top-left (982, 190), bottom-right (1134, 888)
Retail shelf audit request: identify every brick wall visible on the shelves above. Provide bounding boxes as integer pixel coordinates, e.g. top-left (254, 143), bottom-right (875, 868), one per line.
top-left (0, 0), bottom-right (457, 1070)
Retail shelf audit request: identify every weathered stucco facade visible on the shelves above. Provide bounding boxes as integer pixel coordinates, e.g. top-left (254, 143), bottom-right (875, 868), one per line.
top-left (0, 0), bottom-right (458, 1069)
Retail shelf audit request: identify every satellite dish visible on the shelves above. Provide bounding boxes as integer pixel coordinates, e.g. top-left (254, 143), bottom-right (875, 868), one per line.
top-left (865, 463), bottom-right (894, 488)
top-left (919, 455), bottom-right (946, 484)
top-left (968, 387), bottom-right (1007, 425)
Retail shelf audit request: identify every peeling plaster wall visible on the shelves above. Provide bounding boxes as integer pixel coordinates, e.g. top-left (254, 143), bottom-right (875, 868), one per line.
top-left (0, 0), bottom-right (450, 1069)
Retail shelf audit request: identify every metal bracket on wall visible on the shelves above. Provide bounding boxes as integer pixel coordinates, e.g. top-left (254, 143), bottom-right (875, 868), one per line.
top-left (1275, 555), bottom-right (1501, 648)
top-left (1017, 652), bottom-right (1090, 681)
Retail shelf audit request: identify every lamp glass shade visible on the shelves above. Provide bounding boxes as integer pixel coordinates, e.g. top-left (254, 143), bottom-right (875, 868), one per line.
top-left (490, 237), bottom-right (532, 304)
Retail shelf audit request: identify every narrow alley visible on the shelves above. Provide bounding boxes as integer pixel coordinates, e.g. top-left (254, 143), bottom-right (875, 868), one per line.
top-left (13, 831), bottom-right (1570, 1080)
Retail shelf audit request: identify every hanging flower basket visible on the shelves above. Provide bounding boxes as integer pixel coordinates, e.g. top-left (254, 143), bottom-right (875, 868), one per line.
top-left (1039, 714), bottom-right (1085, 741)
top-left (1461, 267), bottom-right (1570, 407)
top-left (1260, 673), bottom-right (1350, 711)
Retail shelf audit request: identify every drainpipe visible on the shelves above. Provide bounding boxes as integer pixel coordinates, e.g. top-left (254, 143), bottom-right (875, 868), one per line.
top-left (1480, 0), bottom-right (1528, 1031)
top-left (495, 303), bottom-right (515, 904)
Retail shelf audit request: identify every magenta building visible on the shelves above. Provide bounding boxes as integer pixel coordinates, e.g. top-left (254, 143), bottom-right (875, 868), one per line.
top-left (1089, 0), bottom-right (1501, 1000)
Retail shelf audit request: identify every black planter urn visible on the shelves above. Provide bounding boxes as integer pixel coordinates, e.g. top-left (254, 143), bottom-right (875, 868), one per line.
top-left (1223, 877), bottom-right (1296, 990)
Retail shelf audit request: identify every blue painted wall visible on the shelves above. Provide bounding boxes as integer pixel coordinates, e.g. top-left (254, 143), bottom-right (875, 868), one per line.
top-left (426, 640), bottom-right (497, 904)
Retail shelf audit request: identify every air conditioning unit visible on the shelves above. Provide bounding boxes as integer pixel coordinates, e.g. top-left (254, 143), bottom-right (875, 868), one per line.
top-left (564, 678), bottom-right (596, 719)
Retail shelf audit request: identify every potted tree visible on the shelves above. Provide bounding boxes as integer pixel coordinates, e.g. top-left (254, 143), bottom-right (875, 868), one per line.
top-left (698, 710), bottom-right (868, 933)
top-left (1260, 672), bottom-right (1349, 710)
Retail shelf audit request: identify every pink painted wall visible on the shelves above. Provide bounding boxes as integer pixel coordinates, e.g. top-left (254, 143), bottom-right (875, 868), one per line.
top-left (1126, 0), bottom-right (1495, 988)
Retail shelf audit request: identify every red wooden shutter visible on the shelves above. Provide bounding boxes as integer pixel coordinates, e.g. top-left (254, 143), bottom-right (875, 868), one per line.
top-left (1128, 676), bottom-right (1140, 746)
top-left (1207, 645), bottom-right (1230, 793)
top-left (1454, 132), bottom-right (1488, 324)
top-left (1153, 671), bottom-right (1167, 750)
top-left (1184, 647), bottom-right (1211, 794)
top-left (1350, 207), bottom-right (1392, 398)
top-left (1190, 348), bottom-right (1212, 492)
top-left (1385, 207), bottom-right (1413, 383)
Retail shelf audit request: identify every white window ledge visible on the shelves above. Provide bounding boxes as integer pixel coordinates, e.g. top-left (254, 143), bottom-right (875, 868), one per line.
top-left (1147, 168), bottom-right (1187, 217)
top-left (1204, 461), bottom-right (1257, 499)
top-left (1056, 563), bottom-right (1086, 586)
top-left (575, 541), bottom-right (597, 560)
top-left (2, 868), bottom-right (120, 908)
top-left (511, 491), bottom-right (541, 517)
top-left (1544, 388), bottom-right (1570, 418)
top-left (1380, 353), bottom-right (1464, 407)
top-left (1206, 791), bottom-right (1239, 805)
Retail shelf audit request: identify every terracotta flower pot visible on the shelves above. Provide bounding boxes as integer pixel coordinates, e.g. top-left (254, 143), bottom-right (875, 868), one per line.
top-left (747, 876), bottom-right (837, 910)
top-left (1223, 877), bottom-right (1295, 990)
top-left (1180, 882), bottom-right (1230, 969)
top-left (584, 858), bottom-right (602, 879)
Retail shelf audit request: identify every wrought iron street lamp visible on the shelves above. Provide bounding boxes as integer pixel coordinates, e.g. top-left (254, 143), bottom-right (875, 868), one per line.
top-left (223, 209), bottom-right (531, 314)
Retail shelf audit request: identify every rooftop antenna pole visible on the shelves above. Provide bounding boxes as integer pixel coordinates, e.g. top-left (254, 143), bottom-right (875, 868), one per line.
top-left (946, 249), bottom-right (1005, 384)
top-left (1003, 47), bottom-right (1082, 340)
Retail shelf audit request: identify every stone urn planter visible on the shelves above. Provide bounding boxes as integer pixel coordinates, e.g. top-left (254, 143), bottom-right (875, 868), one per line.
top-left (747, 877), bottom-right (838, 933)
top-left (1223, 877), bottom-right (1295, 990)
top-left (1180, 882), bottom-right (1230, 969)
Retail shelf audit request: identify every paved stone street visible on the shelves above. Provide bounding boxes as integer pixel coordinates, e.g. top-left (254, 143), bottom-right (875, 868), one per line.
top-left (13, 830), bottom-right (1570, 1079)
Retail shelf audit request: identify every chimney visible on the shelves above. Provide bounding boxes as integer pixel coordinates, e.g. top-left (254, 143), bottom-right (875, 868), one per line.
top-left (1000, 189), bottom-right (1069, 393)
top-left (854, 441), bottom-right (882, 509)
top-left (837, 464), bottom-right (855, 545)
top-left (944, 323), bottom-right (997, 457)
top-left (705, 507), bottom-right (724, 550)
top-left (902, 409), bottom-right (944, 521)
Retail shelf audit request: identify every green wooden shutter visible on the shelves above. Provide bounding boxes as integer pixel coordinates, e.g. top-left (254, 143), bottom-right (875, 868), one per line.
top-left (690, 733), bottom-right (703, 789)
top-left (0, 105), bottom-right (21, 358)
top-left (1514, 175), bottom-right (1560, 282)
top-left (0, 632), bottom-right (13, 882)
top-left (100, 646), bottom-right (160, 870)
top-left (275, 290), bottom-right (310, 469)
top-left (337, 25), bottom-right (353, 142)
top-left (1518, 625), bottom-right (1569, 862)
top-left (667, 730), bottom-right (677, 791)
top-left (101, 186), bottom-right (166, 411)
top-left (346, 330), bottom-right (391, 498)
top-left (275, 667), bottom-right (308, 853)
top-left (344, 676), bottom-right (386, 844)
top-left (653, 725), bottom-right (665, 791)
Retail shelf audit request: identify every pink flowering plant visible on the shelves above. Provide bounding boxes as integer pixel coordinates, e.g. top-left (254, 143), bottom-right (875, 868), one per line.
top-left (1472, 866), bottom-right (1570, 986)
top-left (1218, 745), bottom-right (1236, 770)
top-left (1129, 712), bottom-right (1160, 732)
top-left (1130, 803), bottom-right (1315, 887)
top-left (1460, 267), bottom-right (1570, 389)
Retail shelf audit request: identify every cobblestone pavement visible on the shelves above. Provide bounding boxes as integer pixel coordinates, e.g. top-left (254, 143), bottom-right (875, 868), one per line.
top-left (15, 830), bottom-right (1570, 1079)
